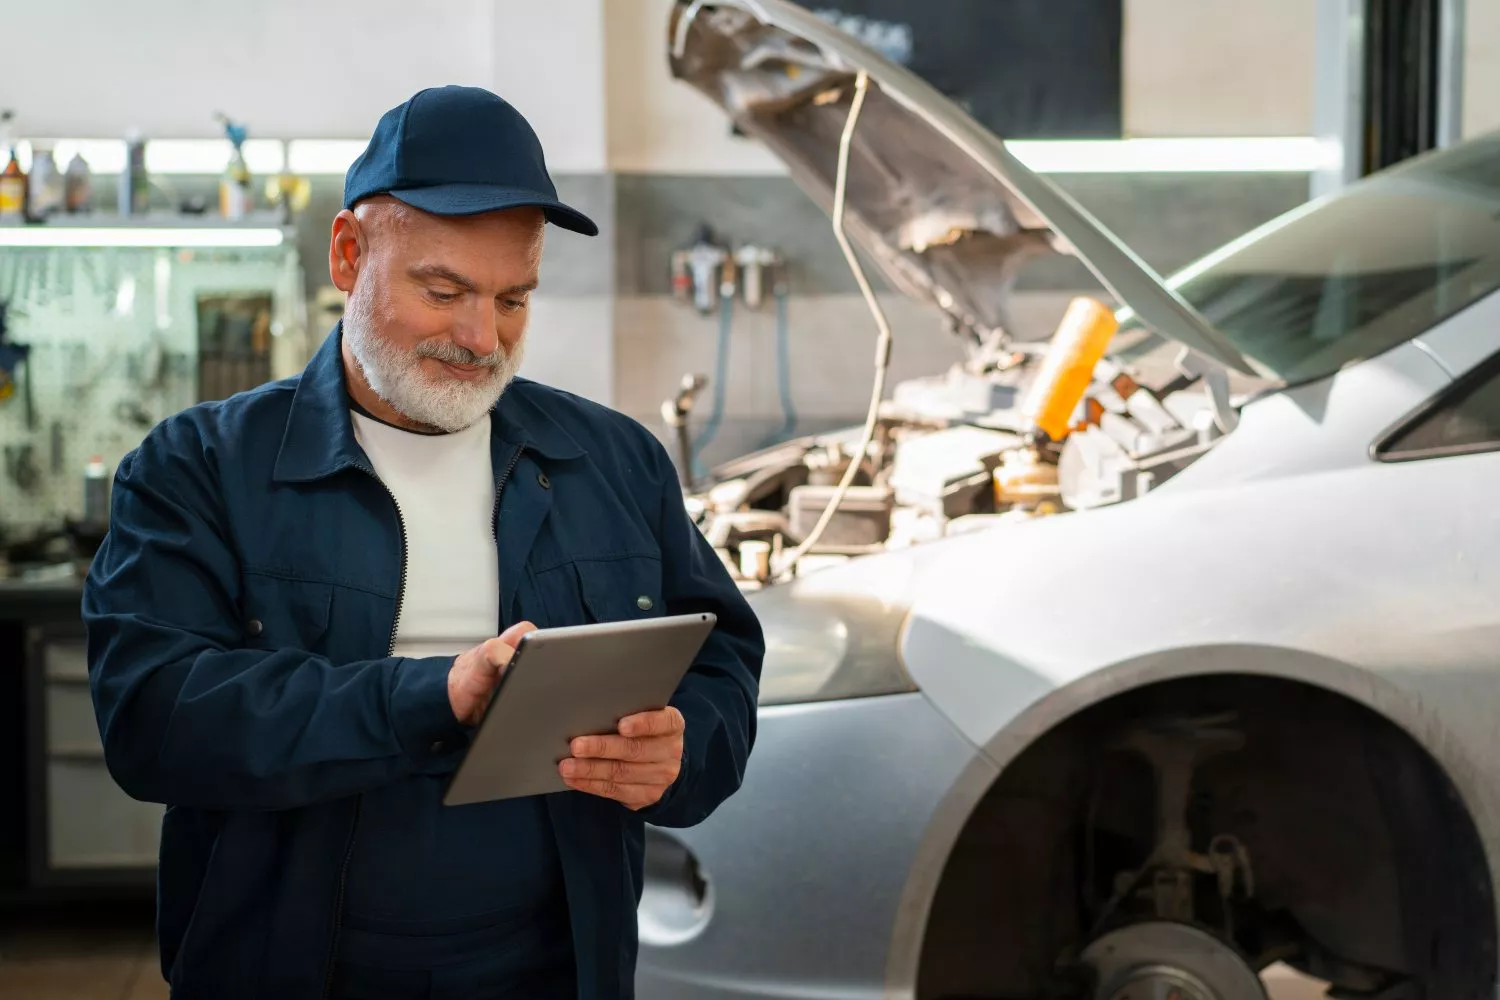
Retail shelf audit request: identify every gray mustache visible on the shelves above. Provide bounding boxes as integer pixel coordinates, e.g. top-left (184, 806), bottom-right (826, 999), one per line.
top-left (415, 340), bottom-right (505, 368)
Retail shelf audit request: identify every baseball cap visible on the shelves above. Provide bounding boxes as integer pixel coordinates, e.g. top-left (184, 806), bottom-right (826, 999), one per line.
top-left (343, 85), bottom-right (598, 237)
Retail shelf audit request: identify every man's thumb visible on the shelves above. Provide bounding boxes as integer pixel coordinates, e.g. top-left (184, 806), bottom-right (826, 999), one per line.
top-left (498, 620), bottom-right (538, 649)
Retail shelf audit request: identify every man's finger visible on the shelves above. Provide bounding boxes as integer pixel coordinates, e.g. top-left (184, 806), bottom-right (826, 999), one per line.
top-left (560, 758), bottom-right (680, 785)
top-left (562, 777), bottom-right (661, 809)
top-left (618, 706), bottom-right (684, 739)
top-left (570, 733), bottom-right (679, 762)
top-left (498, 620), bottom-right (537, 649)
top-left (481, 621), bottom-right (537, 670)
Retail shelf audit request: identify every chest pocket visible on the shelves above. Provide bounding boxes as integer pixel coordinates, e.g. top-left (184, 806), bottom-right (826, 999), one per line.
top-left (540, 555), bottom-right (665, 627)
top-left (239, 572), bottom-right (332, 652)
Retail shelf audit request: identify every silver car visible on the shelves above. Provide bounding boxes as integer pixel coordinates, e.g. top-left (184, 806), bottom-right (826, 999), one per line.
top-left (638, 2), bottom-right (1500, 999)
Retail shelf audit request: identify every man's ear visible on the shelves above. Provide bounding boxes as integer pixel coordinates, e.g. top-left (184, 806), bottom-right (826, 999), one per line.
top-left (328, 210), bottom-right (365, 293)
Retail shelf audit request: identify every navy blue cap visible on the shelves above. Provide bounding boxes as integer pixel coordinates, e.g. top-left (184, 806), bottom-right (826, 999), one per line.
top-left (343, 86), bottom-right (598, 237)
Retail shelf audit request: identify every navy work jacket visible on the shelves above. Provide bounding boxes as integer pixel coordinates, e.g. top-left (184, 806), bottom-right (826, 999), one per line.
top-left (81, 325), bottom-right (763, 999)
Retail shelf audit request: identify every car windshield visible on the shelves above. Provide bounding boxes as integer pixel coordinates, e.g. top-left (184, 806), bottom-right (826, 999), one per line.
top-left (1116, 131), bottom-right (1500, 387)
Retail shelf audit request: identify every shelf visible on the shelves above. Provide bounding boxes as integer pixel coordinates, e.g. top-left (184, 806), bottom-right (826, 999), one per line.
top-left (0, 214), bottom-right (291, 248)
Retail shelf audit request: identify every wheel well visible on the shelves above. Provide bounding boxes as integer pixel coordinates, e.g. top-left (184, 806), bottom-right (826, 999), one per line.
top-left (915, 674), bottom-right (1496, 1000)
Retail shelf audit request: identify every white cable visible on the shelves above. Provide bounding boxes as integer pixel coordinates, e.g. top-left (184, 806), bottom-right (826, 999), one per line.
top-left (776, 70), bottom-right (892, 579)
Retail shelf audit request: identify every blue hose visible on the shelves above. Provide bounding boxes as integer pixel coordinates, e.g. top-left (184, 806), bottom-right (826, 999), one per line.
top-left (690, 293), bottom-right (734, 479)
top-left (762, 284), bottom-right (798, 448)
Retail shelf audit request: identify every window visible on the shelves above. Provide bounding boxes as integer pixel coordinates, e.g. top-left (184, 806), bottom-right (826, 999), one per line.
top-left (1116, 131), bottom-right (1500, 388)
top-left (1377, 354), bottom-right (1500, 461)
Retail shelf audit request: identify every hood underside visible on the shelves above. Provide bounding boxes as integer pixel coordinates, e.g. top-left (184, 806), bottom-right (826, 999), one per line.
top-left (667, 0), bottom-right (1255, 375)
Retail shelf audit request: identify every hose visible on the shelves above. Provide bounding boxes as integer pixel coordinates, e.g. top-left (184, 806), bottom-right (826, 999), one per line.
top-left (691, 292), bottom-right (735, 480)
top-left (776, 69), bottom-right (890, 578)
top-left (761, 280), bottom-right (798, 448)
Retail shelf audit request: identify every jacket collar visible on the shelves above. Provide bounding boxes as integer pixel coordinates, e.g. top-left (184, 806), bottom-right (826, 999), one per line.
top-left (272, 323), bottom-right (584, 484)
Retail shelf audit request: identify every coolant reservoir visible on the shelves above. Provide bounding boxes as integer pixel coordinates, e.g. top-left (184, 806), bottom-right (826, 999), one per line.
top-left (1021, 297), bottom-right (1119, 441)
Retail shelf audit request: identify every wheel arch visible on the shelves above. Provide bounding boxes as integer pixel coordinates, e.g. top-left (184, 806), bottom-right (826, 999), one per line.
top-left (883, 642), bottom-right (1500, 996)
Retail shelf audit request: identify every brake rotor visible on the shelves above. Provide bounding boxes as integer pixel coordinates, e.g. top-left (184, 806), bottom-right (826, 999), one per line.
top-left (1080, 922), bottom-right (1267, 1000)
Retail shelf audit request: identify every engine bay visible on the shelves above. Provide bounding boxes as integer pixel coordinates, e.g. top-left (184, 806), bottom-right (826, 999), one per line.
top-left (681, 316), bottom-right (1242, 591)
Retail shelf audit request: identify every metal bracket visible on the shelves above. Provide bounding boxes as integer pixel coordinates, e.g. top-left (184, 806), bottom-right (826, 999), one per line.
top-left (1176, 346), bottom-right (1239, 435)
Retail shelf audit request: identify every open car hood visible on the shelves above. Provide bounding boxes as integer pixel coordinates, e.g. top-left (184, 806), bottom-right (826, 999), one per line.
top-left (667, 0), bottom-right (1256, 376)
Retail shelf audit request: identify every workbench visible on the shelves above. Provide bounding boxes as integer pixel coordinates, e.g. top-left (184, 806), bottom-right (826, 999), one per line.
top-left (0, 581), bottom-right (157, 902)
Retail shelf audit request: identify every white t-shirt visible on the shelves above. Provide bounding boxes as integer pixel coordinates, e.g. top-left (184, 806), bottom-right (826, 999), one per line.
top-left (350, 408), bottom-right (498, 659)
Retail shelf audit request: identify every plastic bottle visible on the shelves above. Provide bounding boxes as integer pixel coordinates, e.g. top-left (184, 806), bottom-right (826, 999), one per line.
top-left (27, 148), bottom-right (63, 220)
top-left (0, 113), bottom-right (26, 223)
top-left (84, 456), bottom-right (110, 525)
top-left (64, 152), bottom-right (93, 213)
top-left (0, 150), bottom-right (24, 222)
top-left (1021, 297), bottom-right (1119, 442)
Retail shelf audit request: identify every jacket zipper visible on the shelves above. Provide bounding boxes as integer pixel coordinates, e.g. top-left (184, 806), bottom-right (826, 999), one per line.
top-left (322, 468), bottom-right (408, 999)
top-left (493, 445), bottom-right (523, 540)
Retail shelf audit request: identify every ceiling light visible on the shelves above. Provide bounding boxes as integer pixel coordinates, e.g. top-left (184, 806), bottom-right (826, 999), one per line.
top-left (0, 227), bottom-right (286, 248)
top-left (1006, 137), bottom-right (1339, 174)
top-left (286, 140), bottom-right (367, 175)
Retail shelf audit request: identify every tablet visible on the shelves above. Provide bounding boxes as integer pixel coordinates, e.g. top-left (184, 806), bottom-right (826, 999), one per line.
top-left (442, 612), bottom-right (717, 806)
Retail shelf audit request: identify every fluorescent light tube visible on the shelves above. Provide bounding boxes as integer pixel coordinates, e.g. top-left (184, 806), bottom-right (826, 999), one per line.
top-left (0, 227), bottom-right (286, 248)
top-left (1006, 137), bottom-right (1339, 174)
top-left (286, 140), bottom-right (367, 175)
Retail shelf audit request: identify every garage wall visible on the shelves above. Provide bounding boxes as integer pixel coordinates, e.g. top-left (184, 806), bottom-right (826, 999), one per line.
top-left (0, 0), bottom-right (610, 171)
top-left (1123, 0), bottom-right (1317, 137)
top-left (1467, 0), bottom-right (1500, 137)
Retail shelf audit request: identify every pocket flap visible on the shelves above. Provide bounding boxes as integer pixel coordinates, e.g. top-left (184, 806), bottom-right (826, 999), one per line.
top-left (240, 572), bottom-right (333, 649)
top-left (575, 556), bottom-right (665, 624)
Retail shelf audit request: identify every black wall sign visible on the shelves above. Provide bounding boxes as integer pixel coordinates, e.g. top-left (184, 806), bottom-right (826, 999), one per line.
top-left (808, 0), bottom-right (1123, 139)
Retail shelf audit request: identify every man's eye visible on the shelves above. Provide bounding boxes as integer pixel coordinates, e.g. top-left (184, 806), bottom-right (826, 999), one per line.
top-left (502, 298), bottom-right (527, 313)
top-left (427, 290), bottom-right (461, 304)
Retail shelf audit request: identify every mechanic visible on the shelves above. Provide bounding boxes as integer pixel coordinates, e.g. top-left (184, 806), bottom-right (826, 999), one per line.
top-left (81, 85), bottom-right (763, 1000)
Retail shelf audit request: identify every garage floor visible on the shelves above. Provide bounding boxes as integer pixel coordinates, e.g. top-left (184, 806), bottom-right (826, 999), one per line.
top-left (0, 904), bottom-right (1328, 999)
top-left (0, 903), bottom-right (166, 1000)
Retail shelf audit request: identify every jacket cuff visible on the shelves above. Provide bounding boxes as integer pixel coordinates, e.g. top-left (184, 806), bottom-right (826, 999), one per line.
top-left (390, 655), bottom-right (471, 768)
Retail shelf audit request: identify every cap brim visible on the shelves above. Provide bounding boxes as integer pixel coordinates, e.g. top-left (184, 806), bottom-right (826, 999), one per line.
top-left (389, 183), bottom-right (599, 237)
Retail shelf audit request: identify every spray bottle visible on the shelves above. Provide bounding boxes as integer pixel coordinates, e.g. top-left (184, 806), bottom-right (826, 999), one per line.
top-left (215, 112), bottom-right (252, 220)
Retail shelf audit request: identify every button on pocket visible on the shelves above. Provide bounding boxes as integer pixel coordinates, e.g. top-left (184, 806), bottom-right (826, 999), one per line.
top-left (240, 573), bottom-right (332, 650)
top-left (574, 556), bottom-right (664, 624)
top-left (537, 472), bottom-right (551, 489)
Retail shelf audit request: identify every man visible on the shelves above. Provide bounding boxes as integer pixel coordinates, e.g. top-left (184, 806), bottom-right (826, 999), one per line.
top-left (82, 86), bottom-right (763, 1000)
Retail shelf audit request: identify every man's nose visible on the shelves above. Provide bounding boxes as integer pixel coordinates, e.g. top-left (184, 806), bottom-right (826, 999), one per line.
top-left (450, 303), bottom-right (501, 359)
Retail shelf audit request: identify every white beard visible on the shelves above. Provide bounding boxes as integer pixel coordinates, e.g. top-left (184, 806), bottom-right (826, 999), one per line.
top-left (342, 290), bottom-right (524, 432)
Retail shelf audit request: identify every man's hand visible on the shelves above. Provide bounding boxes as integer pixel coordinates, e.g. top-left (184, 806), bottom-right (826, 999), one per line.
top-left (559, 707), bottom-right (685, 810)
top-left (447, 621), bottom-right (536, 726)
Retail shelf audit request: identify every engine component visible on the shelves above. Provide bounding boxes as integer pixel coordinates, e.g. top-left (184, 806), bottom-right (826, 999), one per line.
top-left (1022, 297), bottom-right (1119, 441)
top-left (787, 484), bottom-right (893, 551)
top-left (700, 509), bottom-right (791, 550)
top-left (738, 539), bottom-right (772, 581)
top-left (888, 425), bottom-right (1018, 519)
top-left (991, 446), bottom-right (1060, 512)
top-left (1079, 922), bottom-right (1267, 1000)
top-left (888, 362), bottom-right (1027, 428)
